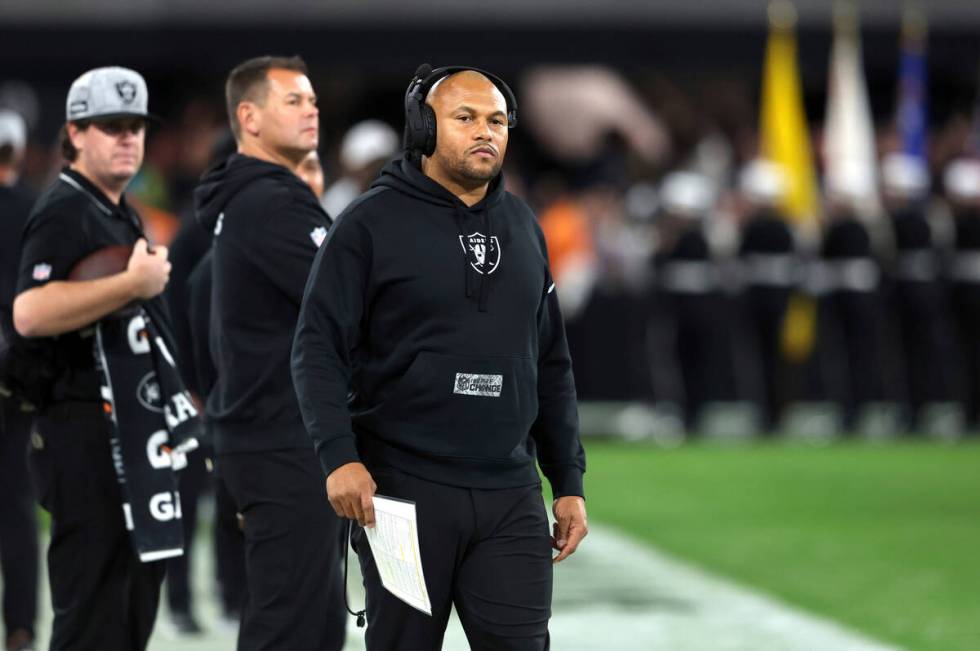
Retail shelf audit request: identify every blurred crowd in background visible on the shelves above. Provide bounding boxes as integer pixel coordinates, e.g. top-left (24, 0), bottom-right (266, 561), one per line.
top-left (3, 1), bottom-right (980, 440)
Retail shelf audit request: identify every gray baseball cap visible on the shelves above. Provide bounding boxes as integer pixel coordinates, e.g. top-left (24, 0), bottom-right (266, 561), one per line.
top-left (0, 110), bottom-right (27, 152)
top-left (65, 66), bottom-right (156, 123)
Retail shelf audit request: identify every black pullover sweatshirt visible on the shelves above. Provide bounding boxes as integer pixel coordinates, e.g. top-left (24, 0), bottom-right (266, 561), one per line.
top-left (292, 155), bottom-right (585, 497)
top-left (195, 153), bottom-right (331, 454)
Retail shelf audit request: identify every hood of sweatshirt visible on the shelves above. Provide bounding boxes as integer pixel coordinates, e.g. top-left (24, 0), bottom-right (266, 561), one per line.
top-left (371, 155), bottom-right (506, 311)
top-left (194, 153), bottom-right (302, 232)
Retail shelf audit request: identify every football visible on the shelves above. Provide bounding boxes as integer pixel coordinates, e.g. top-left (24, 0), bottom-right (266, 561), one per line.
top-left (67, 244), bottom-right (133, 281)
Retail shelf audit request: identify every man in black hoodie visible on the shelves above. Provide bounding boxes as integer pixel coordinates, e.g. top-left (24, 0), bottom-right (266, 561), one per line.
top-left (194, 56), bottom-right (344, 651)
top-left (293, 67), bottom-right (588, 650)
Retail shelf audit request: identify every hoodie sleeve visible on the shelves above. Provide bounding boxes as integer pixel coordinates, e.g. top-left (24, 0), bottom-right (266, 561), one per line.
top-left (248, 185), bottom-right (330, 306)
top-left (291, 211), bottom-right (372, 477)
top-left (530, 250), bottom-right (586, 500)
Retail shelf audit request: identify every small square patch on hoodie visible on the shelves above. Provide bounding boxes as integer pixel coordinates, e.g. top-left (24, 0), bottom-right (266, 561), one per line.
top-left (454, 373), bottom-right (503, 397)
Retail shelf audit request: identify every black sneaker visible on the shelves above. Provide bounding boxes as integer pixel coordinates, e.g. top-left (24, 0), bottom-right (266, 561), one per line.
top-left (170, 612), bottom-right (205, 636)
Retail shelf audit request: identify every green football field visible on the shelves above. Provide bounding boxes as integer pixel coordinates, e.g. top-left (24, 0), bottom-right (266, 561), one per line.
top-left (581, 438), bottom-right (980, 651)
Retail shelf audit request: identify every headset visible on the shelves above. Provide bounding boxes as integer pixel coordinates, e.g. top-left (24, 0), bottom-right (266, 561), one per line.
top-left (403, 63), bottom-right (518, 157)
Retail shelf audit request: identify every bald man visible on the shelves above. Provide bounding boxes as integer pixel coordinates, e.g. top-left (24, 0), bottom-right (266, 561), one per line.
top-left (292, 67), bottom-right (587, 650)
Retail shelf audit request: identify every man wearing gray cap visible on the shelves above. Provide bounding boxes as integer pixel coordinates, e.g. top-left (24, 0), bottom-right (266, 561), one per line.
top-left (0, 109), bottom-right (39, 651)
top-left (12, 67), bottom-right (173, 650)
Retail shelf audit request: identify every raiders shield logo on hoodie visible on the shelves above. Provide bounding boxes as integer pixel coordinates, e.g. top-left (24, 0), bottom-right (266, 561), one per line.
top-left (458, 232), bottom-right (501, 275)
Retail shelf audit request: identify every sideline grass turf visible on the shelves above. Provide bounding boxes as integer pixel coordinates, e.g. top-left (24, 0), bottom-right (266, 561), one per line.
top-left (580, 439), bottom-right (980, 651)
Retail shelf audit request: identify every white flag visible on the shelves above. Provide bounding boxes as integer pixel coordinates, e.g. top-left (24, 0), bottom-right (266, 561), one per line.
top-left (823, 2), bottom-right (881, 220)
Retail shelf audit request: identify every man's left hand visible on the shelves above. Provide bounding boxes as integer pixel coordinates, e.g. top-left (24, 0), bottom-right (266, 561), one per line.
top-left (551, 495), bottom-right (588, 563)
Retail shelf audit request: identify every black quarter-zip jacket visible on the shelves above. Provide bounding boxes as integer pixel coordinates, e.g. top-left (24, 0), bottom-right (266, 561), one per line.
top-left (292, 155), bottom-right (585, 497)
top-left (195, 153), bottom-right (331, 454)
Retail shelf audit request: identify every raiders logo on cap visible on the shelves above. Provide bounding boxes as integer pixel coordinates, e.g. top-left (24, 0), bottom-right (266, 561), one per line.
top-left (116, 81), bottom-right (137, 104)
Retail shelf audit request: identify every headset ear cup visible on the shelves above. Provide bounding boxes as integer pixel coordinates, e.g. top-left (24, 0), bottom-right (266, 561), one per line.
top-left (422, 104), bottom-right (437, 156)
top-left (404, 96), bottom-right (423, 153)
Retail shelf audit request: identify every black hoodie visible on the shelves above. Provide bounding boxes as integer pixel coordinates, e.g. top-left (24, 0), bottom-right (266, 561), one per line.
top-left (195, 153), bottom-right (331, 454)
top-left (291, 156), bottom-right (585, 497)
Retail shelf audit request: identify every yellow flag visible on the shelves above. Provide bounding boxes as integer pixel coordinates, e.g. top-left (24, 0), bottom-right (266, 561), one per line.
top-left (780, 292), bottom-right (817, 363)
top-left (760, 2), bottom-right (820, 362)
top-left (760, 1), bottom-right (820, 225)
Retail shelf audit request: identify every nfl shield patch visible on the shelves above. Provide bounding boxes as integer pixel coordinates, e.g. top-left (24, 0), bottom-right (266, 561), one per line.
top-left (32, 263), bottom-right (52, 282)
top-left (454, 373), bottom-right (503, 397)
top-left (310, 226), bottom-right (327, 248)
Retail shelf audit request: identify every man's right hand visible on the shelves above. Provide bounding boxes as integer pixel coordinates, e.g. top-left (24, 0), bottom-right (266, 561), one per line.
top-left (127, 239), bottom-right (171, 298)
top-left (326, 462), bottom-right (377, 528)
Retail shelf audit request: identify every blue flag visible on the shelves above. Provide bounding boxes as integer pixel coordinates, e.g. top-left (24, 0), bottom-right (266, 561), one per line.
top-left (896, 8), bottom-right (927, 164)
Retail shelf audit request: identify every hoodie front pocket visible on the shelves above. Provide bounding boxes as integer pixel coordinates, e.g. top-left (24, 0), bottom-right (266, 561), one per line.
top-left (380, 351), bottom-right (538, 459)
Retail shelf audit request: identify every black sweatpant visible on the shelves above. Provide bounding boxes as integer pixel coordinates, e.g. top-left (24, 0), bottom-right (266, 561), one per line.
top-left (29, 401), bottom-right (165, 651)
top-left (354, 467), bottom-right (553, 651)
top-left (0, 398), bottom-right (38, 639)
top-left (213, 472), bottom-right (246, 617)
top-left (219, 447), bottom-right (346, 651)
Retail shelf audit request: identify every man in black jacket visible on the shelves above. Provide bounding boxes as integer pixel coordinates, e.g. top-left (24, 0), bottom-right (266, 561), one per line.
top-left (293, 66), bottom-right (588, 651)
top-left (194, 56), bottom-right (344, 651)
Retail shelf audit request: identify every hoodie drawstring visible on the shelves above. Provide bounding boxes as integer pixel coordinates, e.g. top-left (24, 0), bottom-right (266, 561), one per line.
top-left (453, 207), bottom-right (474, 299)
top-left (478, 208), bottom-right (492, 312)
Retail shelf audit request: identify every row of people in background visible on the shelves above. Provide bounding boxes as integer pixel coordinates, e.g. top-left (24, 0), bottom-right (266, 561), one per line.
top-left (544, 148), bottom-right (980, 434)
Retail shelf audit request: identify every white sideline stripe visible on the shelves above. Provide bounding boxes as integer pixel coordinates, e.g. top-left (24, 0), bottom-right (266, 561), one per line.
top-left (539, 524), bottom-right (903, 651)
top-left (125, 522), bottom-right (904, 650)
